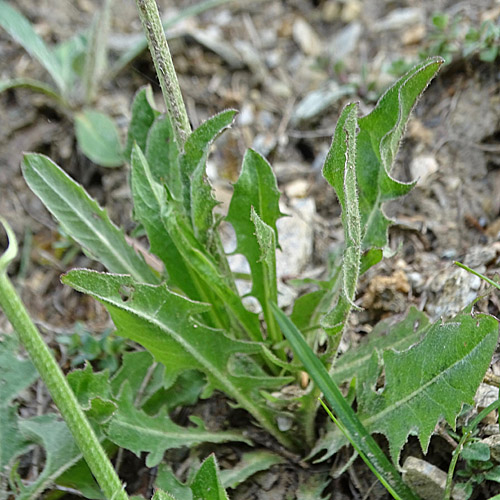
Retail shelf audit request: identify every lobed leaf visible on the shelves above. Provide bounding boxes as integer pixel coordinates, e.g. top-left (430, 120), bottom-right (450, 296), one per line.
top-left (106, 383), bottom-right (251, 467)
top-left (179, 110), bottom-right (236, 237)
top-left (22, 153), bottom-right (158, 284)
top-left (0, 336), bottom-right (38, 471)
top-left (355, 57), bottom-right (443, 249)
top-left (331, 307), bottom-right (430, 385)
top-left (16, 416), bottom-right (88, 500)
top-left (74, 109), bottom-right (124, 167)
top-left (313, 311), bottom-right (498, 464)
top-left (62, 269), bottom-right (297, 450)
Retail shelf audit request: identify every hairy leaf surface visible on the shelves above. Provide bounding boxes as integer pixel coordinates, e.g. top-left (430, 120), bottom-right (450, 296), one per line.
top-left (227, 149), bottom-right (284, 311)
top-left (356, 57), bottom-right (442, 249)
top-left (62, 269), bottom-right (296, 450)
top-left (22, 154), bottom-right (157, 284)
top-left (106, 383), bottom-right (250, 467)
top-left (179, 110), bottom-right (236, 238)
top-left (312, 311), bottom-right (498, 463)
top-left (191, 455), bottom-right (229, 500)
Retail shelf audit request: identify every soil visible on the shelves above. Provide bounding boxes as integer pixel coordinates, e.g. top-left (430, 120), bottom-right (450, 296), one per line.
top-left (1, 0), bottom-right (500, 499)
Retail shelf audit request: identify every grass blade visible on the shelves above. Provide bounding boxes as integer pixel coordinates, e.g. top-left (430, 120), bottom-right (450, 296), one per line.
top-left (0, 1), bottom-right (66, 93)
top-left (270, 303), bottom-right (419, 499)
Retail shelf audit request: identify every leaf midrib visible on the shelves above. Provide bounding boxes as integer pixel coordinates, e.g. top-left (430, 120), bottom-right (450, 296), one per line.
top-left (29, 159), bottom-right (148, 283)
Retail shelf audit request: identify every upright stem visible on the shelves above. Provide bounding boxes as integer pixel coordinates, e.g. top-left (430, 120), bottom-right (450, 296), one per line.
top-left (0, 219), bottom-right (128, 500)
top-left (135, 0), bottom-right (191, 149)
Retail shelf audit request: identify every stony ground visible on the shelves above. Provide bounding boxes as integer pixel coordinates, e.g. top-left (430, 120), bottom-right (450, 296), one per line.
top-left (1, 0), bottom-right (500, 498)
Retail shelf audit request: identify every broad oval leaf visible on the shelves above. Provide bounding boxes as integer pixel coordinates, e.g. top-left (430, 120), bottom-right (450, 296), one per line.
top-left (75, 110), bottom-right (124, 167)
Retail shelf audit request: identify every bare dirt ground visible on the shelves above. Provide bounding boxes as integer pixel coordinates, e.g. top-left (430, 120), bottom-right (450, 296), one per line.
top-left (1, 0), bottom-right (500, 498)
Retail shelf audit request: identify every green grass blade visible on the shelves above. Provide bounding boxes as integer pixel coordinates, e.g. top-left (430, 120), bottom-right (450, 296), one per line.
top-left (22, 154), bottom-right (157, 284)
top-left (0, 1), bottom-right (66, 93)
top-left (270, 303), bottom-right (419, 499)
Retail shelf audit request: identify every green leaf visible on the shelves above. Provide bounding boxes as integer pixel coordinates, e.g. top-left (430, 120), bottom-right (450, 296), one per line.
top-left (331, 307), bottom-right (430, 385)
top-left (364, 312), bottom-right (498, 463)
top-left (355, 57), bottom-right (443, 249)
top-left (322, 102), bottom-right (361, 339)
top-left (74, 109), bottom-right (124, 167)
top-left (0, 78), bottom-right (64, 104)
top-left (0, 1), bottom-right (66, 93)
top-left (317, 312), bottom-right (499, 464)
top-left (145, 115), bottom-right (181, 199)
top-left (0, 335), bottom-right (38, 471)
top-left (106, 382), bottom-right (250, 467)
top-left (156, 464), bottom-right (192, 500)
top-left (17, 415), bottom-right (89, 500)
top-left (227, 149), bottom-right (284, 312)
top-left (180, 110), bottom-right (236, 232)
top-left (22, 153), bottom-right (158, 284)
top-left (164, 209), bottom-right (261, 340)
top-left (462, 441), bottom-right (490, 462)
top-left (110, 350), bottom-right (167, 403)
top-left (130, 145), bottom-right (198, 298)
top-left (250, 207), bottom-right (281, 348)
top-left (219, 451), bottom-right (285, 489)
top-left (153, 490), bottom-right (179, 500)
top-left (124, 85), bottom-right (161, 160)
top-left (271, 303), bottom-right (418, 498)
top-left (62, 269), bottom-right (297, 450)
top-left (67, 364), bottom-right (117, 424)
top-left (191, 455), bottom-right (229, 500)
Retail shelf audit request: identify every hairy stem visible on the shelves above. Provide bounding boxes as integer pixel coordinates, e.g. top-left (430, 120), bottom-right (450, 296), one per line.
top-left (135, 0), bottom-right (191, 149)
top-left (0, 219), bottom-right (128, 500)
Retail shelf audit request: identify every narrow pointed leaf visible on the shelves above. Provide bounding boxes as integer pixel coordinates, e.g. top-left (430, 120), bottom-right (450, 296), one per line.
top-left (322, 102), bottom-right (361, 338)
top-left (191, 455), bottom-right (229, 500)
top-left (227, 149), bottom-right (284, 311)
top-left (164, 209), bottom-right (262, 340)
top-left (131, 145), bottom-right (199, 297)
top-left (271, 303), bottom-right (418, 498)
top-left (145, 115), bottom-right (181, 199)
top-left (22, 153), bottom-right (157, 283)
top-left (124, 85), bottom-right (161, 160)
top-left (74, 110), bottom-right (124, 167)
top-left (180, 110), bottom-right (236, 228)
top-left (0, 1), bottom-right (66, 92)
top-left (220, 451), bottom-right (285, 489)
top-left (62, 269), bottom-right (297, 450)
